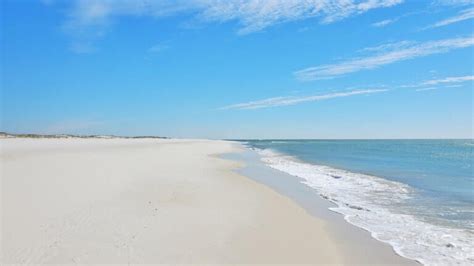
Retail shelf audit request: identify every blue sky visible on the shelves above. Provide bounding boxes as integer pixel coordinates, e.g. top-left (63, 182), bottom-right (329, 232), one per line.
top-left (1, 0), bottom-right (473, 139)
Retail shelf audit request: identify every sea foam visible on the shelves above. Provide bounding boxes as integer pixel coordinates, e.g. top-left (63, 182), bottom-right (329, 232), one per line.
top-left (257, 148), bottom-right (474, 266)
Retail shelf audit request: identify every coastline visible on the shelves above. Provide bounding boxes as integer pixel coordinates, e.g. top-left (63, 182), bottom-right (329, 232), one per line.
top-left (223, 147), bottom-right (418, 265)
top-left (2, 137), bottom-right (415, 264)
top-left (236, 141), bottom-right (474, 265)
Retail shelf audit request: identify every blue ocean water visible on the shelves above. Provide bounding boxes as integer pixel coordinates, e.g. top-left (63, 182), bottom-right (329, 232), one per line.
top-left (242, 139), bottom-right (473, 265)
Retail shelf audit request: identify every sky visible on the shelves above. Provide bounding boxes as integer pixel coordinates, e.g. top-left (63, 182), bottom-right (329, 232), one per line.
top-left (1, 0), bottom-right (473, 139)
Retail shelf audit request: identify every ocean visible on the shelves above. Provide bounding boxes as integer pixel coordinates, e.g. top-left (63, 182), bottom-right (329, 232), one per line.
top-left (241, 139), bottom-right (473, 265)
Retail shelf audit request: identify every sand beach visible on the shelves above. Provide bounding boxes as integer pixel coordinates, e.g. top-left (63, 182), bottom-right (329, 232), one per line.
top-left (1, 138), bottom-right (415, 264)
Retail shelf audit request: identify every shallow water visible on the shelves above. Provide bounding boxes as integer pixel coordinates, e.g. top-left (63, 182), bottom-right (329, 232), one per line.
top-left (240, 139), bottom-right (474, 265)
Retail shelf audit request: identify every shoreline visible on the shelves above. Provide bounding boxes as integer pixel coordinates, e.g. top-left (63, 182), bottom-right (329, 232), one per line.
top-left (236, 142), bottom-right (473, 265)
top-left (2, 138), bottom-right (415, 264)
top-left (223, 145), bottom-right (418, 265)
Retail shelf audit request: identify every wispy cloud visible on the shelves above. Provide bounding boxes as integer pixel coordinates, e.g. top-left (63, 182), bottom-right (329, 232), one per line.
top-left (222, 75), bottom-right (471, 109)
top-left (199, 0), bottom-right (404, 34)
top-left (404, 75), bottom-right (473, 91)
top-left (221, 89), bottom-right (387, 110)
top-left (359, 40), bottom-right (414, 52)
top-left (294, 36), bottom-right (474, 81)
top-left (419, 75), bottom-right (474, 86)
top-left (370, 10), bottom-right (427, 28)
top-left (65, 0), bottom-right (404, 33)
top-left (372, 18), bottom-right (397, 27)
top-left (415, 87), bottom-right (439, 92)
top-left (423, 8), bottom-right (474, 29)
top-left (55, 0), bottom-right (403, 51)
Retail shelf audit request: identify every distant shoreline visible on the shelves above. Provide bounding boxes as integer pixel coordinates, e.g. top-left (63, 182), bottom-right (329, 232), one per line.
top-left (0, 132), bottom-right (168, 139)
top-left (1, 132), bottom-right (470, 140)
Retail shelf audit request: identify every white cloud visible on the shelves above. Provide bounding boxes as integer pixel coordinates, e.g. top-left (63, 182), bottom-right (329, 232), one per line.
top-left (220, 74), bottom-right (471, 110)
top-left (359, 40), bottom-right (414, 52)
top-left (420, 75), bottom-right (474, 86)
top-left (414, 80), bottom-right (469, 91)
top-left (423, 8), bottom-right (474, 29)
top-left (221, 89), bottom-right (386, 110)
top-left (372, 18), bottom-right (397, 27)
top-left (415, 87), bottom-right (439, 92)
top-left (57, 0), bottom-right (404, 52)
top-left (62, 0), bottom-right (403, 35)
top-left (294, 36), bottom-right (474, 81)
top-left (198, 0), bottom-right (404, 34)
top-left (401, 75), bottom-right (473, 91)
top-left (370, 9), bottom-right (427, 28)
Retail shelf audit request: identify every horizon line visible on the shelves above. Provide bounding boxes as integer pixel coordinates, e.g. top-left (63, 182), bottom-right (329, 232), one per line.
top-left (2, 131), bottom-right (471, 141)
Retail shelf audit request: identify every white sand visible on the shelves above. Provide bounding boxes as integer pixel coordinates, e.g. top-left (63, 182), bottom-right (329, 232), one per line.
top-left (1, 138), bottom-right (346, 264)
